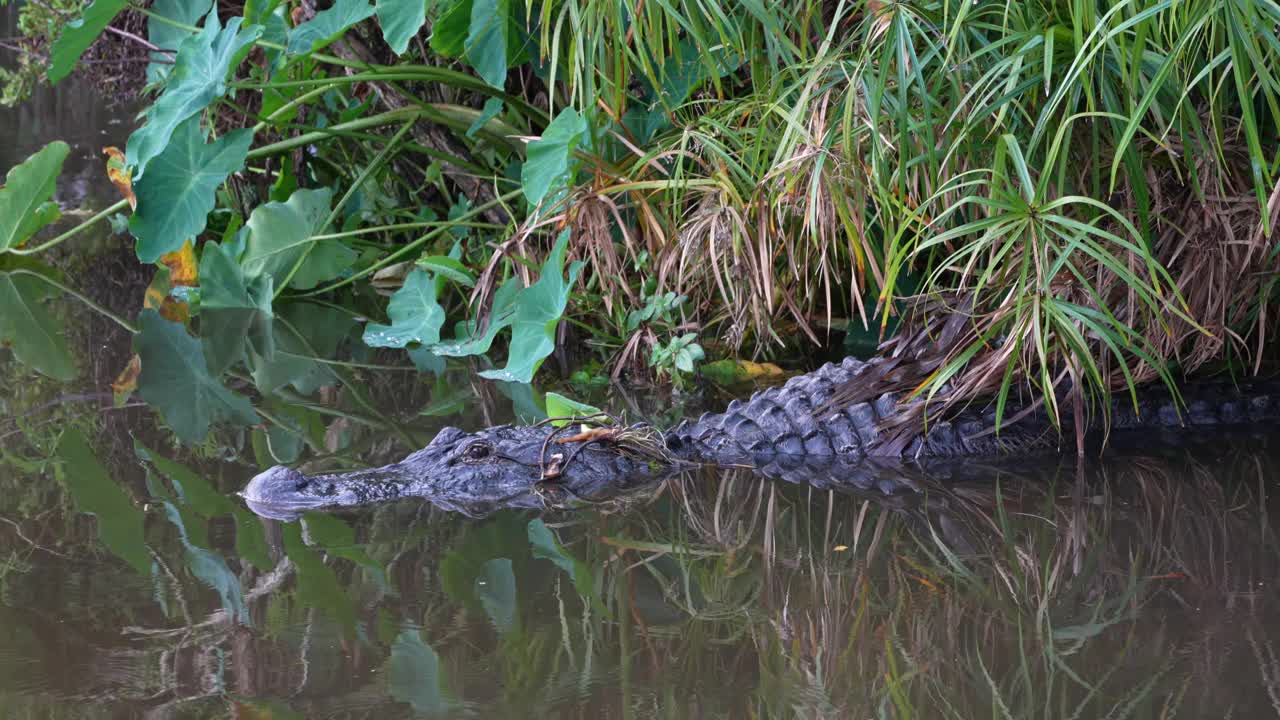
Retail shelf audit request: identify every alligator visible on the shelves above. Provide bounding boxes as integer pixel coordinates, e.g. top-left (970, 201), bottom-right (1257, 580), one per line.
top-left (240, 355), bottom-right (1280, 519)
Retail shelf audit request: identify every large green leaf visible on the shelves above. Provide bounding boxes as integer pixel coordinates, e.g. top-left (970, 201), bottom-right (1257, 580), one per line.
top-left (521, 108), bottom-right (589, 208)
top-left (47, 0), bottom-right (129, 84)
top-left (251, 303), bottom-right (353, 394)
top-left (0, 264), bottom-right (75, 381)
top-left (197, 241), bottom-right (275, 376)
top-left (426, 231), bottom-right (580, 383)
top-left (133, 309), bottom-right (258, 444)
top-left (240, 188), bottom-right (357, 290)
top-left (145, 0), bottom-right (214, 83)
top-left (362, 269), bottom-right (445, 348)
top-left (0, 141), bottom-right (68, 252)
top-left (125, 11), bottom-right (262, 176)
top-left (477, 230), bottom-right (583, 383)
top-left (423, 279), bottom-right (517, 358)
top-left (288, 0), bottom-right (377, 55)
top-left (130, 118), bottom-right (252, 263)
top-left (376, 0), bottom-right (428, 55)
top-left (429, 0), bottom-right (471, 57)
top-left (544, 391), bottom-right (601, 426)
top-left (465, 0), bottom-right (509, 89)
top-left (389, 630), bottom-right (451, 715)
top-left (55, 429), bottom-right (150, 575)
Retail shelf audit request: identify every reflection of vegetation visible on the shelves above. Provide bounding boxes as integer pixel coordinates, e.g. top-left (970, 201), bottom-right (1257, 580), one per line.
top-left (5, 431), bottom-right (1280, 716)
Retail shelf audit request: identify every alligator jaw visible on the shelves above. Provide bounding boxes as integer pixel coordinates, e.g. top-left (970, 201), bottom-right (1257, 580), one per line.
top-left (240, 465), bottom-right (372, 520)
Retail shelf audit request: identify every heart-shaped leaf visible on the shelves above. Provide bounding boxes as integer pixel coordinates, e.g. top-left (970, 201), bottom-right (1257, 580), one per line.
top-left (521, 108), bottom-right (588, 208)
top-left (48, 0), bottom-right (129, 84)
top-left (145, 0), bottom-right (215, 83)
top-left (130, 118), bottom-right (252, 263)
top-left (477, 230), bottom-right (583, 383)
top-left (288, 0), bottom-right (376, 55)
top-left (197, 241), bottom-right (275, 375)
top-left (465, 0), bottom-right (509, 89)
top-left (240, 188), bottom-right (356, 290)
top-left (362, 268), bottom-right (446, 348)
top-left (376, 0), bottom-right (428, 55)
top-left (125, 11), bottom-right (262, 176)
top-left (0, 141), bottom-right (69, 252)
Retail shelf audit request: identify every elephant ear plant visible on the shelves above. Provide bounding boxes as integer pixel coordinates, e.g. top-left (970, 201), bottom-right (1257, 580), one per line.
top-left (3, 0), bottom-right (1279, 454)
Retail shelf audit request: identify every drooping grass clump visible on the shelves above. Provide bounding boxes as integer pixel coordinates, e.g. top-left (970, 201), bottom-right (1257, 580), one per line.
top-left (559, 0), bottom-right (1280, 428)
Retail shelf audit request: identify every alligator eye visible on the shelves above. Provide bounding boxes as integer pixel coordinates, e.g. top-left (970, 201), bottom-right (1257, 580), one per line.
top-left (461, 442), bottom-right (492, 462)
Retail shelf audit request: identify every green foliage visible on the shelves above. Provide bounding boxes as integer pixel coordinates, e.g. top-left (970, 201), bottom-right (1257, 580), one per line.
top-left (133, 309), bottom-right (258, 444)
top-left (46, 0), bottom-right (127, 85)
top-left (543, 391), bottom-right (600, 425)
top-left (251, 303), bottom-right (353, 395)
top-left (650, 333), bottom-right (704, 379)
top-left (465, 0), bottom-right (510, 89)
top-left (362, 268), bottom-right (446, 348)
top-left (468, 229), bottom-right (582, 383)
top-left (125, 11), bottom-right (260, 175)
top-left (287, 0), bottom-right (377, 55)
top-left (0, 141), bottom-right (68, 253)
top-left (197, 240), bottom-right (274, 376)
top-left (521, 108), bottom-right (588, 208)
top-left (376, 0), bottom-right (429, 55)
top-left (130, 118), bottom-right (252, 263)
top-left (240, 188), bottom-right (355, 290)
top-left (145, 0), bottom-right (214, 84)
top-left (19, 0), bottom-right (1280, 450)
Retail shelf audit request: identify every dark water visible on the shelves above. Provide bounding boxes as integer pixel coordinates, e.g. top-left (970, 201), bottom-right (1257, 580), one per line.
top-left (6, 396), bottom-right (1280, 719)
top-left (6, 12), bottom-right (1280, 720)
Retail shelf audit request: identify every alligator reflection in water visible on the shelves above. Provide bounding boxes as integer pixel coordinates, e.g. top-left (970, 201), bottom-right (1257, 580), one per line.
top-left (5, 433), bottom-right (1280, 717)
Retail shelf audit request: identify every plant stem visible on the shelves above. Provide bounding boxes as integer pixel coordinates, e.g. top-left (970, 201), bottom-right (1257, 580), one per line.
top-left (8, 199), bottom-right (129, 256)
top-left (294, 188), bottom-right (524, 297)
top-left (274, 119), bottom-right (416, 298)
top-left (310, 220), bottom-right (505, 241)
top-left (13, 269), bottom-right (138, 334)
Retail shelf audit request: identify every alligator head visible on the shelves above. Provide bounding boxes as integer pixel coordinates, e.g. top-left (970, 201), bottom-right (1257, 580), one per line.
top-left (241, 424), bottom-right (666, 519)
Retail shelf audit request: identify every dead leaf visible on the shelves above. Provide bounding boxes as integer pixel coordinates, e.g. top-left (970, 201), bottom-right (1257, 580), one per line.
top-left (112, 354), bottom-right (141, 407)
top-left (868, 0), bottom-right (893, 41)
top-left (144, 266), bottom-right (190, 323)
top-left (102, 146), bottom-right (136, 210)
top-left (159, 239), bottom-right (198, 287)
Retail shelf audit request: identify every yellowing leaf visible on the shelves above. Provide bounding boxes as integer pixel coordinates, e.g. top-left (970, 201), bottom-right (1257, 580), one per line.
top-left (159, 239), bottom-right (198, 287)
top-left (144, 266), bottom-right (190, 323)
top-left (868, 0), bottom-right (893, 41)
top-left (102, 146), bottom-right (136, 210)
top-left (699, 359), bottom-right (788, 386)
top-left (112, 354), bottom-right (141, 407)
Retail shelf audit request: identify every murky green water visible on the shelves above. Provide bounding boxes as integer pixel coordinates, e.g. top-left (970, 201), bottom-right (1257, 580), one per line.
top-left (7, 376), bottom-right (1280, 719)
top-left (6, 15), bottom-right (1280, 719)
